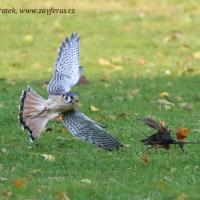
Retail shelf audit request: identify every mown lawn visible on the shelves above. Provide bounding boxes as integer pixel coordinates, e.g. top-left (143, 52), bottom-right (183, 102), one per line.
top-left (1, 0), bottom-right (200, 199)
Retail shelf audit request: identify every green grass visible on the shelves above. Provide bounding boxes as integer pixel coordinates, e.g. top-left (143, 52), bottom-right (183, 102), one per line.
top-left (1, 0), bottom-right (200, 199)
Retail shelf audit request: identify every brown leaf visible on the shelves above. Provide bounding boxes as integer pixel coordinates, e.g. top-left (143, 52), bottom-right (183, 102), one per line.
top-left (176, 128), bottom-right (190, 140)
top-left (1, 189), bottom-right (12, 198)
top-left (179, 102), bottom-right (193, 110)
top-left (54, 192), bottom-right (70, 200)
top-left (90, 105), bottom-right (99, 112)
top-left (77, 75), bottom-right (90, 85)
top-left (118, 112), bottom-right (126, 119)
top-left (139, 153), bottom-right (149, 164)
top-left (12, 178), bottom-right (25, 188)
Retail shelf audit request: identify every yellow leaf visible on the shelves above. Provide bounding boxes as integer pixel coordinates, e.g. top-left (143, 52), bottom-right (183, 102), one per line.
top-left (42, 154), bottom-right (55, 161)
top-left (160, 92), bottom-right (170, 98)
top-left (12, 178), bottom-right (25, 188)
top-left (90, 105), bottom-right (99, 112)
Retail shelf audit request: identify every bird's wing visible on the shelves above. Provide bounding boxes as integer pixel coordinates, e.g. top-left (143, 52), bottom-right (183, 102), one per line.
top-left (143, 117), bottom-right (169, 134)
top-left (47, 33), bottom-right (83, 96)
top-left (62, 110), bottom-right (123, 150)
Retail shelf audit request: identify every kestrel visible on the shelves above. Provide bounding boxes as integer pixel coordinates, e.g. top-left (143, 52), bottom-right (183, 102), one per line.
top-left (19, 33), bottom-right (123, 150)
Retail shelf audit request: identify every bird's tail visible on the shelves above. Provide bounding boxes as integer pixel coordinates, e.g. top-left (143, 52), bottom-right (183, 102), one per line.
top-left (18, 86), bottom-right (48, 140)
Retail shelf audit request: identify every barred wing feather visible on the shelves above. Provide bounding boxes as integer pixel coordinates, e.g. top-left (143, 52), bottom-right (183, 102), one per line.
top-left (62, 110), bottom-right (123, 150)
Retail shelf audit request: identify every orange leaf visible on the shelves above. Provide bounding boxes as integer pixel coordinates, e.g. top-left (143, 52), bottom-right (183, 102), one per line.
top-left (12, 178), bottom-right (25, 188)
top-left (176, 128), bottom-right (190, 140)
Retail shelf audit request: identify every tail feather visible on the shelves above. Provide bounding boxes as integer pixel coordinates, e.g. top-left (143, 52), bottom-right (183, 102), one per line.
top-left (18, 86), bottom-right (48, 140)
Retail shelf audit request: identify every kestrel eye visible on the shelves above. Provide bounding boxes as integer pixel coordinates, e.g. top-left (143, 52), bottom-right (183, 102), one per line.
top-left (64, 95), bottom-right (71, 103)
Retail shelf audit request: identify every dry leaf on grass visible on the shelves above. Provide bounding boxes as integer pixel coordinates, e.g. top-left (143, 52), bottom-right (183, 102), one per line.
top-left (54, 192), bottom-right (70, 200)
top-left (90, 105), bottom-right (99, 112)
top-left (176, 128), bottom-right (190, 140)
top-left (137, 58), bottom-right (146, 66)
top-left (159, 91), bottom-right (170, 98)
top-left (139, 153), bottom-right (150, 164)
top-left (42, 154), bottom-right (55, 161)
top-left (80, 179), bottom-right (92, 184)
top-left (1, 189), bottom-right (12, 198)
top-left (12, 178), bottom-right (25, 188)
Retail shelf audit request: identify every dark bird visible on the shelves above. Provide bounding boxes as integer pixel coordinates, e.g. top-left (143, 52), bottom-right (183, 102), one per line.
top-left (141, 117), bottom-right (200, 151)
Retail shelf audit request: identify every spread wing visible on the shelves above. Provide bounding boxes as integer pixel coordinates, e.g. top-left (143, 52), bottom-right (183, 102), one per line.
top-left (47, 33), bottom-right (83, 96)
top-left (62, 110), bottom-right (123, 150)
top-left (143, 117), bottom-right (169, 134)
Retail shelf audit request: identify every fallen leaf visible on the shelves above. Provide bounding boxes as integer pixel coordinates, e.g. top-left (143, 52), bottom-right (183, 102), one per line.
top-left (139, 153), bottom-right (149, 164)
top-left (90, 105), bottom-right (99, 112)
top-left (1, 189), bottom-right (12, 198)
top-left (125, 144), bottom-right (130, 148)
top-left (158, 99), bottom-right (174, 110)
top-left (159, 92), bottom-right (170, 98)
top-left (12, 178), bottom-right (25, 188)
top-left (179, 102), bottom-right (193, 110)
top-left (98, 58), bottom-right (111, 66)
top-left (177, 192), bottom-right (188, 200)
top-left (193, 51), bottom-right (200, 59)
top-left (80, 179), bottom-right (91, 184)
top-left (77, 75), bottom-right (90, 85)
top-left (137, 58), bottom-right (146, 66)
top-left (118, 112), bottom-right (126, 119)
top-left (176, 128), bottom-right (190, 140)
top-left (54, 192), bottom-right (70, 200)
top-left (42, 154), bottom-right (55, 161)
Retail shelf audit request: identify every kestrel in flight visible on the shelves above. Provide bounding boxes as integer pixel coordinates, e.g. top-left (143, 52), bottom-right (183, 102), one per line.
top-left (19, 33), bottom-right (123, 150)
